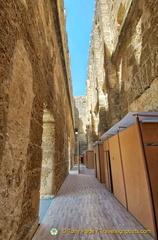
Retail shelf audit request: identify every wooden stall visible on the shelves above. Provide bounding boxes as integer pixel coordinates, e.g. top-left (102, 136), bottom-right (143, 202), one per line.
top-left (93, 141), bottom-right (105, 183)
top-left (108, 135), bottom-right (127, 208)
top-left (119, 122), bottom-right (156, 236)
top-left (86, 151), bottom-right (94, 168)
top-left (74, 155), bottom-right (79, 165)
top-left (101, 112), bottom-right (158, 239)
top-left (140, 121), bottom-right (158, 231)
top-left (83, 150), bottom-right (94, 168)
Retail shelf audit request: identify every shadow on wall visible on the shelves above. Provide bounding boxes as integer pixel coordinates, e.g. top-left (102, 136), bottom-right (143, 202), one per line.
top-left (86, 112), bottom-right (98, 150)
top-left (103, 44), bottom-right (121, 128)
top-left (98, 107), bottom-right (109, 138)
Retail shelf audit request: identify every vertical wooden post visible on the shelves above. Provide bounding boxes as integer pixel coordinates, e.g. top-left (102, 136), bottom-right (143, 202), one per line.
top-left (98, 144), bottom-right (101, 182)
top-left (117, 132), bottom-right (128, 210)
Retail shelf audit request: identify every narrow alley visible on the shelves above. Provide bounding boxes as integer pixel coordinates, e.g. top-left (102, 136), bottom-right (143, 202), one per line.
top-left (0, 0), bottom-right (158, 240)
top-left (32, 165), bottom-right (154, 240)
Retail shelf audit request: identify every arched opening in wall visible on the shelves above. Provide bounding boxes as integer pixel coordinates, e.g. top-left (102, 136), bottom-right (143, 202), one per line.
top-left (39, 108), bottom-right (55, 222)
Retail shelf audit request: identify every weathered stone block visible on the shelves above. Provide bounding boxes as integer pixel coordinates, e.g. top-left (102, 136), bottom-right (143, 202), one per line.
top-left (16, 193), bottom-right (40, 240)
top-left (30, 118), bottom-right (43, 146)
top-left (0, 0), bottom-right (75, 238)
top-left (42, 150), bottom-right (55, 164)
top-left (24, 169), bottom-right (41, 201)
top-left (27, 144), bottom-right (42, 170)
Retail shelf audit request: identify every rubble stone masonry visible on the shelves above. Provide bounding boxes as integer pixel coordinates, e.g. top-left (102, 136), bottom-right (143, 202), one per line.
top-left (74, 96), bottom-right (87, 154)
top-left (86, 0), bottom-right (158, 148)
top-left (0, 0), bottom-right (74, 239)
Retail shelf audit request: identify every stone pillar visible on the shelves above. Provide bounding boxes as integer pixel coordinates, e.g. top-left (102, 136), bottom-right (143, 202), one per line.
top-left (40, 109), bottom-right (55, 198)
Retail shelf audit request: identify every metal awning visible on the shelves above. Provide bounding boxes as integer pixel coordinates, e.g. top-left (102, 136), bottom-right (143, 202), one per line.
top-left (100, 111), bottom-right (158, 141)
top-left (93, 141), bottom-right (103, 146)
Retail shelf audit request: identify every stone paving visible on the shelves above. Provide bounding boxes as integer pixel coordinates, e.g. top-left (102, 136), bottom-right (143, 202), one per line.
top-left (32, 165), bottom-right (155, 240)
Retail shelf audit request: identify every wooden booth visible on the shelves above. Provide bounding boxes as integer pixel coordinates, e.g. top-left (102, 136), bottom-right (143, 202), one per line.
top-left (101, 112), bottom-right (158, 240)
top-left (74, 155), bottom-right (79, 165)
top-left (74, 154), bottom-right (84, 165)
top-left (93, 141), bottom-right (105, 183)
top-left (83, 150), bottom-right (94, 168)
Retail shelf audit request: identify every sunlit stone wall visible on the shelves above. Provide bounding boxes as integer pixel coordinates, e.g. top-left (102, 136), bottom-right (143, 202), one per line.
top-left (86, 0), bottom-right (158, 148)
top-left (0, 0), bottom-right (75, 239)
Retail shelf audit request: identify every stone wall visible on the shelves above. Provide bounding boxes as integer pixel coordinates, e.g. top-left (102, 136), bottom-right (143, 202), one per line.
top-left (0, 1), bottom-right (74, 239)
top-left (86, 0), bottom-right (158, 149)
top-left (74, 96), bottom-right (88, 154)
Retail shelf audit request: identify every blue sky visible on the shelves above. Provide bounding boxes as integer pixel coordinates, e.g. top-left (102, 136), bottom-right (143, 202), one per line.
top-left (64, 0), bottom-right (95, 96)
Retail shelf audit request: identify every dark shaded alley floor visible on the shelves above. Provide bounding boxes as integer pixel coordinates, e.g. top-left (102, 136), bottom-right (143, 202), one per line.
top-left (32, 165), bottom-right (155, 240)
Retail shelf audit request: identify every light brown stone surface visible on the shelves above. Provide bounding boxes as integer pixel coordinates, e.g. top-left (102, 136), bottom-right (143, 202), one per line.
top-left (40, 109), bottom-right (55, 198)
top-left (86, 0), bottom-right (158, 149)
top-left (74, 96), bottom-right (88, 154)
top-left (0, 0), bottom-right (74, 239)
top-left (0, 0), bottom-right (157, 239)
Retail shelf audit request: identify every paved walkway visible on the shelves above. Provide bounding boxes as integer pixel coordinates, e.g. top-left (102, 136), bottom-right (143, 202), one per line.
top-left (32, 165), bottom-right (155, 240)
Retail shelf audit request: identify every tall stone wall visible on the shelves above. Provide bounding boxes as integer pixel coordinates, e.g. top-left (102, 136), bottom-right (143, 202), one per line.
top-left (0, 1), bottom-right (74, 239)
top-left (74, 96), bottom-right (88, 154)
top-left (86, 0), bottom-right (158, 149)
